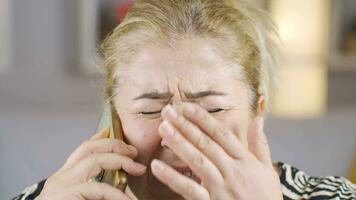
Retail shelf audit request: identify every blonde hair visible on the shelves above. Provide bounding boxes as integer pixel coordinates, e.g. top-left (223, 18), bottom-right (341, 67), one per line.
top-left (101, 0), bottom-right (278, 113)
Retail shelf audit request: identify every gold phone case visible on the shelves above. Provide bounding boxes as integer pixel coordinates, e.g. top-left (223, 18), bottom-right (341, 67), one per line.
top-left (92, 101), bottom-right (128, 191)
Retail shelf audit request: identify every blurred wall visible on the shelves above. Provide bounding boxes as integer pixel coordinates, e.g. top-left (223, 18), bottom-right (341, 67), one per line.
top-left (1, 0), bottom-right (79, 88)
top-left (0, 0), bottom-right (101, 198)
top-left (0, 0), bottom-right (355, 199)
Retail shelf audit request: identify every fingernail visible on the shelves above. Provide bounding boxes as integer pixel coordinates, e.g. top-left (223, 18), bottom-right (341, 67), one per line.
top-left (159, 120), bottom-right (175, 138)
top-left (163, 105), bottom-right (178, 119)
top-left (151, 159), bottom-right (164, 171)
top-left (183, 104), bottom-right (195, 116)
top-left (126, 145), bottom-right (137, 152)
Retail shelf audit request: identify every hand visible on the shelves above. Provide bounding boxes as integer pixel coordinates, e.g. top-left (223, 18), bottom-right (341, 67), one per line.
top-left (151, 103), bottom-right (283, 200)
top-left (38, 128), bottom-right (146, 200)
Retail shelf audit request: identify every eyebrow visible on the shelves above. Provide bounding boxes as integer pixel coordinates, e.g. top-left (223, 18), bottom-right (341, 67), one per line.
top-left (133, 92), bottom-right (172, 100)
top-left (133, 90), bottom-right (226, 100)
top-left (185, 90), bottom-right (227, 99)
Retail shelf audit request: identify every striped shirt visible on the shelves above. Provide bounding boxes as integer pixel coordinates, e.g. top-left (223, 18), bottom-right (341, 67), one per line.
top-left (12, 162), bottom-right (356, 200)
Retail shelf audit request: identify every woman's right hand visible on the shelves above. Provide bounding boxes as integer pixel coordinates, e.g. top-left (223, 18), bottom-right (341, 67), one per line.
top-left (38, 128), bottom-right (146, 200)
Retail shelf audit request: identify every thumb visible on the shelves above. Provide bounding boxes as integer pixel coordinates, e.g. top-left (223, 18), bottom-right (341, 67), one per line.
top-left (247, 116), bottom-right (272, 165)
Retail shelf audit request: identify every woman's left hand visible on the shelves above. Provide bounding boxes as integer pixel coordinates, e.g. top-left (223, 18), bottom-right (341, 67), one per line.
top-left (150, 103), bottom-right (283, 200)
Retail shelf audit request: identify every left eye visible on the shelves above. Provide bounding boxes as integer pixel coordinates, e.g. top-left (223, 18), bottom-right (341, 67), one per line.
top-left (139, 108), bottom-right (224, 115)
top-left (208, 108), bottom-right (224, 113)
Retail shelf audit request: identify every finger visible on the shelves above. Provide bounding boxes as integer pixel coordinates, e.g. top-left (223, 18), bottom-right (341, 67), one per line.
top-left (182, 103), bottom-right (247, 159)
top-left (91, 127), bottom-right (110, 140)
top-left (158, 120), bottom-right (222, 187)
top-left (69, 153), bottom-right (146, 181)
top-left (247, 116), bottom-right (272, 165)
top-left (162, 105), bottom-right (232, 174)
top-left (70, 182), bottom-right (130, 200)
top-left (150, 159), bottom-right (209, 200)
top-left (62, 138), bottom-right (138, 170)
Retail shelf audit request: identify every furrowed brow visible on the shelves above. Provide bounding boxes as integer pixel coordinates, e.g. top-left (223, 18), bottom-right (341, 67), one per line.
top-left (133, 91), bottom-right (172, 100)
top-left (133, 90), bottom-right (226, 101)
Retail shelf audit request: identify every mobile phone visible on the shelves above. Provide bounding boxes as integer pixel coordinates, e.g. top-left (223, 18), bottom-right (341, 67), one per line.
top-left (92, 101), bottom-right (128, 191)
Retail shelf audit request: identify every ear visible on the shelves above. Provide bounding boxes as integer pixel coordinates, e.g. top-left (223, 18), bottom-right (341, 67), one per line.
top-left (256, 95), bottom-right (266, 116)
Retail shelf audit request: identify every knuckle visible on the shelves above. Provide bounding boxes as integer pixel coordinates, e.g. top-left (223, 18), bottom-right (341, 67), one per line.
top-left (177, 115), bottom-right (189, 128)
top-left (112, 140), bottom-right (135, 155)
top-left (80, 140), bottom-right (97, 155)
top-left (196, 136), bottom-right (212, 151)
top-left (116, 154), bottom-right (132, 166)
top-left (184, 182), bottom-right (196, 195)
top-left (197, 110), bottom-right (208, 122)
top-left (191, 154), bottom-right (205, 167)
top-left (112, 139), bottom-right (124, 151)
top-left (87, 153), bottom-right (101, 165)
top-left (121, 155), bottom-right (133, 163)
top-left (213, 126), bottom-right (229, 138)
top-left (87, 154), bottom-right (106, 173)
top-left (80, 140), bottom-right (91, 150)
top-left (97, 182), bottom-right (108, 191)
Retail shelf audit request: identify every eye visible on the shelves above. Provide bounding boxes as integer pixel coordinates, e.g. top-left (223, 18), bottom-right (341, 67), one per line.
top-left (140, 110), bottom-right (161, 115)
top-left (208, 108), bottom-right (225, 113)
top-left (139, 108), bottom-right (224, 115)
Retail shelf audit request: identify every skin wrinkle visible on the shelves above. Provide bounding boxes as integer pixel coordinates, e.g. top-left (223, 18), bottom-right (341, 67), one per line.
top-left (34, 1), bottom-right (285, 199)
top-left (110, 36), bottom-right (256, 200)
top-left (115, 36), bottom-right (249, 101)
top-left (102, 0), bottom-right (278, 112)
top-left (98, 1), bottom-right (278, 199)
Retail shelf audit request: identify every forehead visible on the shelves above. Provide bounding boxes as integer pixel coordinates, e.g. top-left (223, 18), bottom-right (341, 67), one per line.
top-left (117, 36), bottom-right (244, 92)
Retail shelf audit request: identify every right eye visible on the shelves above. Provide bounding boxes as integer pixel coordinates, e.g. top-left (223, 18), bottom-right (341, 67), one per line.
top-left (208, 108), bottom-right (225, 113)
top-left (139, 110), bottom-right (161, 115)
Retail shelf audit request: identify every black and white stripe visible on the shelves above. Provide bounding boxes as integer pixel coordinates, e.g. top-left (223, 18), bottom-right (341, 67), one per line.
top-left (278, 162), bottom-right (356, 200)
top-left (12, 179), bottom-right (45, 200)
top-left (12, 162), bottom-right (356, 200)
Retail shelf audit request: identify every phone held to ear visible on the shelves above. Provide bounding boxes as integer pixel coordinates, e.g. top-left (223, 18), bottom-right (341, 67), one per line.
top-left (90, 101), bottom-right (128, 191)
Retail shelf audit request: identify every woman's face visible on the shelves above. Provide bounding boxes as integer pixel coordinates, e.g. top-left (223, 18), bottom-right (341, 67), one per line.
top-left (113, 35), bottom-right (255, 199)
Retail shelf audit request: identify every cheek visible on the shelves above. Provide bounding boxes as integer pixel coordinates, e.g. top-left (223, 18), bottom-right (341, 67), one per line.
top-left (121, 117), bottom-right (163, 164)
top-left (220, 111), bottom-right (251, 147)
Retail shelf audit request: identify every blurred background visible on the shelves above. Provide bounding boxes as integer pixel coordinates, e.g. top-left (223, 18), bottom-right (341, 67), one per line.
top-left (0, 0), bottom-right (355, 199)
